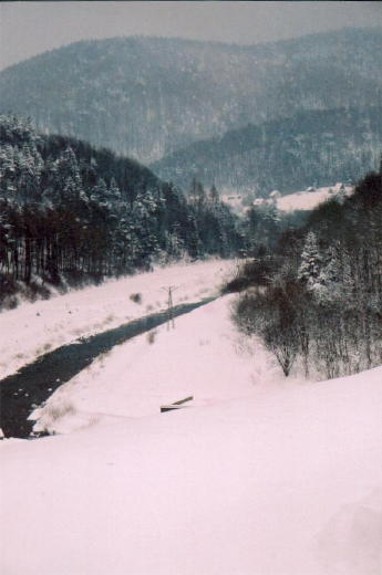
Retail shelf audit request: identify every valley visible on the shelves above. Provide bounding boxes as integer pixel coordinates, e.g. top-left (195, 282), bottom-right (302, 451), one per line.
top-left (1, 9), bottom-right (381, 575)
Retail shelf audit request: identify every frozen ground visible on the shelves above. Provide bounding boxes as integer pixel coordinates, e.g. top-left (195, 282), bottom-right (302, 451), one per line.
top-left (1, 261), bottom-right (381, 575)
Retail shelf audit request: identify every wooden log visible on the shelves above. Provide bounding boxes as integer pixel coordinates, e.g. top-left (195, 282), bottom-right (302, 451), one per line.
top-left (160, 396), bottom-right (193, 413)
top-left (172, 396), bottom-right (193, 406)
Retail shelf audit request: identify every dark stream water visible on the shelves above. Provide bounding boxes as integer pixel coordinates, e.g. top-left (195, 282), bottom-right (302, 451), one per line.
top-left (0, 298), bottom-right (215, 439)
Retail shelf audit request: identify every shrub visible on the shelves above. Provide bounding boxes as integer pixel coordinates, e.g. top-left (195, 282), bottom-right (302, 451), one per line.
top-left (234, 279), bottom-right (307, 376)
top-left (130, 292), bottom-right (142, 304)
top-left (223, 257), bottom-right (278, 293)
top-left (147, 330), bottom-right (157, 344)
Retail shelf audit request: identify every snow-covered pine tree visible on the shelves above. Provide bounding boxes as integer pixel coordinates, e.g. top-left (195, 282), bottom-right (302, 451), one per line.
top-left (298, 231), bottom-right (323, 293)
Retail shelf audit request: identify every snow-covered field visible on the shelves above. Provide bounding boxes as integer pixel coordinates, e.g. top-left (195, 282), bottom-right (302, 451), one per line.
top-left (222, 184), bottom-right (353, 215)
top-left (1, 260), bottom-right (381, 575)
top-left (276, 184), bottom-right (353, 213)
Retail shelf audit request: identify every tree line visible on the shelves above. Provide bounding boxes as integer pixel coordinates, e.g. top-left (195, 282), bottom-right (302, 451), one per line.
top-left (0, 115), bottom-right (242, 306)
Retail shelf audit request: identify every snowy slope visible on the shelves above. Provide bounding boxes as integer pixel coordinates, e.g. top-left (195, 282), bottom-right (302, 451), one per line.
top-left (1, 290), bottom-right (381, 575)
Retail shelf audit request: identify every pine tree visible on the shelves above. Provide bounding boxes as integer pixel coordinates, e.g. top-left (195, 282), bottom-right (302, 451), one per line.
top-left (298, 231), bottom-right (322, 291)
top-left (209, 184), bottom-right (219, 204)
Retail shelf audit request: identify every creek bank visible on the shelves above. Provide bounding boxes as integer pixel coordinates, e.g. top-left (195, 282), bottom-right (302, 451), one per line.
top-left (0, 297), bottom-right (215, 438)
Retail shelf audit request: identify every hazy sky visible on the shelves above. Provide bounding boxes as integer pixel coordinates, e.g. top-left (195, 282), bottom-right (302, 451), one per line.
top-left (1, 1), bottom-right (381, 70)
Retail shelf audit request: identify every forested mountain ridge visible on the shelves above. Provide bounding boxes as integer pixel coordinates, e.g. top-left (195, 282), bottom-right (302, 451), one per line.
top-left (152, 106), bottom-right (382, 196)
top-left (0, 115), bottom-right (241, 305)
top-left (1, 28), bottom-right (381, 166)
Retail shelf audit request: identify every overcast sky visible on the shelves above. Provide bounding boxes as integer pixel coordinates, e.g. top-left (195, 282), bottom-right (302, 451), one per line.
top-left (1, 1), bottom-right (381, 70)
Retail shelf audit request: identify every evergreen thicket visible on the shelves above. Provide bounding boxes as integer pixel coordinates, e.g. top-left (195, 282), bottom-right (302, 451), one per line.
top-left (0, 115), bottom-right (241, 306)
top-left (234, 166), bottom-right (382, 379)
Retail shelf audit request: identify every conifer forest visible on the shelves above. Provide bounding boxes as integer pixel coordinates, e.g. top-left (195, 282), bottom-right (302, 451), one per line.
top-left (0, 115), bottom-right (241, 293)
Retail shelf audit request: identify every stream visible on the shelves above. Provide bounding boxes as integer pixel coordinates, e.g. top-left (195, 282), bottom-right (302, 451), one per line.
top-left (0, 297), bottom-right (215, 439)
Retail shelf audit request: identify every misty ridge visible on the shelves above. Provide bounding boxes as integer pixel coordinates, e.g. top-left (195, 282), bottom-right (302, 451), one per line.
top-left (152, 106), bottom-right (382, 196)
top-left (1, 27), bottom-right (381, 196)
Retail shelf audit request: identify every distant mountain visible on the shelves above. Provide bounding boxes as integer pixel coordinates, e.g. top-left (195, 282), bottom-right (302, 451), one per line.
top-left (151, 106), bottom-right (382, 196)
top-left (1, 28), bottom-right (381, 166)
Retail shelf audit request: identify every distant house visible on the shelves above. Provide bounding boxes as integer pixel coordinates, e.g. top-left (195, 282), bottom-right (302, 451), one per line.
top-left (269, 190), bottom-right (281, 201)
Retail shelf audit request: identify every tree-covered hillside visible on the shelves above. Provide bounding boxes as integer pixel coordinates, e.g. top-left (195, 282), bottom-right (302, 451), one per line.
top-left (233, 165), bottom-right (382, 379)
top-left (1, 29), bottom-right (381, 165)
top-left (152, 107), bottom-right (382, 196)
top-left (0, 116), bottom-right (241, 306)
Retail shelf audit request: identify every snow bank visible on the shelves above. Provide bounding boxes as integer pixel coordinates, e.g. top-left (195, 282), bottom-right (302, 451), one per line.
top-left (1, 291), bottom-right (381, 575)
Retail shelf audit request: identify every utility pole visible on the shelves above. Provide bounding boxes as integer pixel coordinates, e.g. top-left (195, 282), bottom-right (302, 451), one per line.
top-left (162, 285), bottom-right (178, 330)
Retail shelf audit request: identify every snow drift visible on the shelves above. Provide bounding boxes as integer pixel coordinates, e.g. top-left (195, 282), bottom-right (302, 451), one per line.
top-left (1, 278), bottom-right (381, 575)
